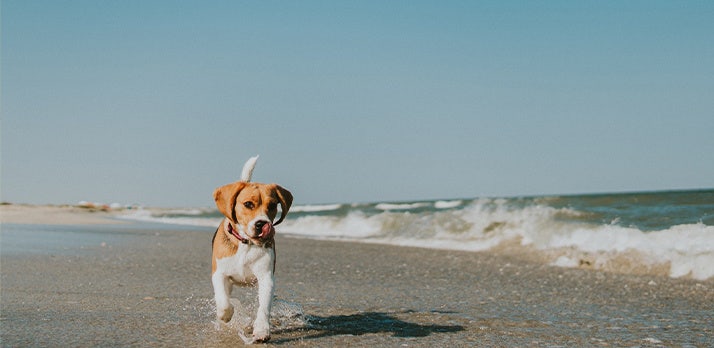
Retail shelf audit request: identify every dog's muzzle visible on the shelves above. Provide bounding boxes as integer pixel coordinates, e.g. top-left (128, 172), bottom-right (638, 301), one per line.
top-left (226, 220), bottom-right (275, 245)
top-left (254, 220), bottom-right (275, 239)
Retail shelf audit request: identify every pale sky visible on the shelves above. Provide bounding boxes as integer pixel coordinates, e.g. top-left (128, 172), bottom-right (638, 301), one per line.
top-left (2, 1), bottom-right (713, 207)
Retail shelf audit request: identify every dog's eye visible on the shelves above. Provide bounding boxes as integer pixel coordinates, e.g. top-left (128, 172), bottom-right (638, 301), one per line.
top-left (243, 202), bottom-right (255, 210)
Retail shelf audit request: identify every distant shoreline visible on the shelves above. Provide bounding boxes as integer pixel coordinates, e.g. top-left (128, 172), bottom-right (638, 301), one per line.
top-left (0, 203), bottom-right (128, 225)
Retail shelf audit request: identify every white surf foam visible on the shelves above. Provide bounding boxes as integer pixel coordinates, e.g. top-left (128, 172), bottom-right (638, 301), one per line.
top-left (542, 222), bottom-right (714, 280)
top-left (117, 208), bottom-right (222, 227)
top-left (375, 202), bottom-right (429, 211)
top-left (290, 204), bottom-right (343, 213)
top-left (282, 212), bottom-right (381, 239)
top-left (434, 200), bottom-right (463, 209)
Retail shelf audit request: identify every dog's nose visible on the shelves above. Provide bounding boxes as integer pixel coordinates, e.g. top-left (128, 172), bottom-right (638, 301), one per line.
top-left (255, 220), bottom-right (268, 231)
top-left (254, 220), bottom-right (274, 238)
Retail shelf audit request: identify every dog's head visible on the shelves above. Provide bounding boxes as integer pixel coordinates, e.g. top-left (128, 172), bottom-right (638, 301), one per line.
top-left (213, 181), bottom-right (293, 244)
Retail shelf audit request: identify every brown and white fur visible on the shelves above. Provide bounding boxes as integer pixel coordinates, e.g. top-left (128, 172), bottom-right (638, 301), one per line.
top-left (211, 156), bottom-right (293, 343)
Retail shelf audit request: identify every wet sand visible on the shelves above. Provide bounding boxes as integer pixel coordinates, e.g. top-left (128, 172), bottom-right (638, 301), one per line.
top-left (1, 220), bottom-right (713, 347)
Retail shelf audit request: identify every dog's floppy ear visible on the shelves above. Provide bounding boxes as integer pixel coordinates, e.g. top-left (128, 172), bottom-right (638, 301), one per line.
top-left (272, 184), bottom-right (293, 226)
top-left (213, 181), bottom-right (248, 223)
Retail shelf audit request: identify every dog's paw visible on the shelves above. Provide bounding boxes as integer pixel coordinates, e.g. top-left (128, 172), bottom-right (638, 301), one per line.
top-left (252, 331), bottom-right (271, 343)
top-left (237, 330), bottom-right (270, 345)
top-left (252, 321), bottom-right (270, 343)
top-left (216, 305), bottom-right (234, 323)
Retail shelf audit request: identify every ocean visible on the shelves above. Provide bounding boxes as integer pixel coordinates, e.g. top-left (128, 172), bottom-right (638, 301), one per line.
top-left (119, 189), bottom-right (714, 280)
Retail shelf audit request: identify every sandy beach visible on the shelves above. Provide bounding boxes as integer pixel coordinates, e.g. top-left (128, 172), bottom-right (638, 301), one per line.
top-left (1, 206), bottom-right (712, 347)
top-left (0, 204), bottom-right (127, 225)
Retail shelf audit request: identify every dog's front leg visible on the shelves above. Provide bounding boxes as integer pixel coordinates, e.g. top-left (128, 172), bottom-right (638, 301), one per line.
top-left (212, 272), bottom-right (234, 322)
top-left (252, 266), bottom-right (275, 341)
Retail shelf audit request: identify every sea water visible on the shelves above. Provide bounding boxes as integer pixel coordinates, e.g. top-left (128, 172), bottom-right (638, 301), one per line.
top-left (120, 189), bottom-right (714, 280)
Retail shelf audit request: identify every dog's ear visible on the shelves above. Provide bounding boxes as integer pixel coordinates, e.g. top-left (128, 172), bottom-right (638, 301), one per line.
top-left (272, 184), bottom-right (293, 226)
top-left (213, 181), bottom-right (248, 222)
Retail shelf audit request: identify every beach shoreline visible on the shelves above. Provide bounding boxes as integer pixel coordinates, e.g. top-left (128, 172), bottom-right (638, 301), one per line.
top-left (1, 211), bottom-right (712, 346)
top-left (0, 203), bottom-right (128, 225)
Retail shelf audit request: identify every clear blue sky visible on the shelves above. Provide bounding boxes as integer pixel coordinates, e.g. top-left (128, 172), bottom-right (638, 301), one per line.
top-left (2, 1), bottom-right (713, 207)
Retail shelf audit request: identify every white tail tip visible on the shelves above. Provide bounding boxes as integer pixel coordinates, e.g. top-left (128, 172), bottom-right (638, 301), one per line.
top-left (240, 155), bottom-right (259, 182)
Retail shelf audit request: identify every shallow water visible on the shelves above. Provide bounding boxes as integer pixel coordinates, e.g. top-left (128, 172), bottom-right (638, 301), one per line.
top-left (0, 222), bottom-right (212, 255)
top-left (0, 224), bottom-right (132, 255)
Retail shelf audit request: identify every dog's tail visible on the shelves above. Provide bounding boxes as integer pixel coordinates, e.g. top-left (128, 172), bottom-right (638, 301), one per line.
top-left (240, 155), bottom-right (259, 182)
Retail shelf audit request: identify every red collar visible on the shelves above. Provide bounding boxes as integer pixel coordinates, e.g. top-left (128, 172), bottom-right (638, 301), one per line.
top-left (225, 221), bottom-right (250, 244)
top-left (224, 221), bottom-right (274, 247)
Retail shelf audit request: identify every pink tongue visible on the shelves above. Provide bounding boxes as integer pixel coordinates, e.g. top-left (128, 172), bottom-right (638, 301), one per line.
top-left (261, 223), bottom-right (273, 238)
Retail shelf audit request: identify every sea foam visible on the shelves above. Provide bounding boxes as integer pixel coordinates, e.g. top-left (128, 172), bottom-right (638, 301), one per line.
top-left (290, 204), bottom-right (343, 213)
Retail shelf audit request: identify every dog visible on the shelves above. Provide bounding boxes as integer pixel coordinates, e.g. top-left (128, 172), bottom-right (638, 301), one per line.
top-left (211, 156), bottom-right (293, 343)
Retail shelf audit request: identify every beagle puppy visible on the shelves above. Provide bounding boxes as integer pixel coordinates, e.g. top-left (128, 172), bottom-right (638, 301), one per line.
top-left (211, 156), bottom-right (293, 343)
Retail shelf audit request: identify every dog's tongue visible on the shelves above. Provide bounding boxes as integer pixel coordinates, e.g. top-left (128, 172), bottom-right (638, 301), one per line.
top-left (260, 222), bottom-right (274, 238)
